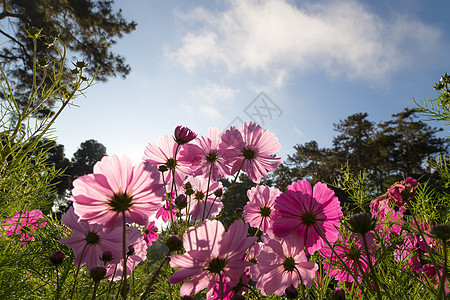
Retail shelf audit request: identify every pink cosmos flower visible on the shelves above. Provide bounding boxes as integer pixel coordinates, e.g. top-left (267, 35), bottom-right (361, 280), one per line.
top-left (185, 175), bottom-right (224, 220)
top-left (2, 209), bottom-right (46, 244)
top-left (221, 122), bottom-right (281, 183)
top-left (255, 230), bottom-right (318, 296)
top-left (156, 193), bottom-right (178, 223)
top-left (182, 127), bottom-right (231, 180)
top-left (143, 135), bottom-right (194, 186)
top-left (72, 155), bottom-right (165, 231)
top-left (370, 193), bottom-right (390, 220)
top-left (271, 180), bottom-right (343, 254)
top-left (244, 185), bottom-right (281, 234)
top-left (106, 226), bottom-right (148, 281)
top-left (59, 207), bottom-right (122, 270)
top-left (174, 125), bottom-right (197, 145)
top-left (169, 220), bottom-right (257, 298)
top-left (320, 233), bottom-right (375, 283)
top-left (143, 221), bottom-right (158, 246)
top-left (387, 177), bottom-right (419, 212)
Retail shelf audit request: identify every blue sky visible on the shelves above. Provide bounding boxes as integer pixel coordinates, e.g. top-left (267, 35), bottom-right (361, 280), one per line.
top-left (54, 0), bottom-right (450, 163)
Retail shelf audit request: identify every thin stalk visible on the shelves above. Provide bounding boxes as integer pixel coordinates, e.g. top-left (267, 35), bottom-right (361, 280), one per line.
top-left (91, 281), bottom-right (100, 300)
top-left (121, 213), bottom-right (128, 299)
top-left (141, 256), bottom-right (170, 299)
top-left (295, 267), bottom-right (306, 300)
top-left (70, 244), bottom-right (87, 300)
top-left (201, 163), bottom-right (214, 221)
top-left (361, 233), bottom-right (382, 300)
top-left (438, 239), bottom-right (448, 299)
top-left (55, 266), bottom-right (60, 300)
top-left (219, 159), bottom-right (246, 222)
top-left (406, 201), bottom-right (442, 281)
top-left (219, 272), bottom-right (224, 300)
top-left (242, 284), bottom-right (261, 300)
top-left (313, 224), bottom-right (359, 283)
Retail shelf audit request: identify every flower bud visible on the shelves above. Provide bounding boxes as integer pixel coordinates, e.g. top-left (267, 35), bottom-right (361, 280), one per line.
top-left (435, 204), bottom-right (448, 214)
top-left (90, 266), bottom-right (107, 282)
top-left (348, 212), bottom-right (375, 235)
top-left (158, 165), bottom-right (168, 173)
top-left (166, 235), bottom-right (184, 253)
top-left (184, 182), bottom-right (192, 190)
top-left (214, 188), bottom-right (223, 198)
top-left (100, 251), bottom-right (114, 263)
top-left (185, 188), bottom-right (194, 196)
top-left (127, 245), bottom-right (135, 256)
top-left (332, 289), bottom-right (346, 300)
top-left (430, 224), bottom-right (450, 241)
top-left (285, 284), bottom-right (298, 299)
top-left (174, 125), bottom-right (197, 145)
top-left (49, 251), bottom-right (64, 266)
top-left (175, 194), bottom-right (188, 209)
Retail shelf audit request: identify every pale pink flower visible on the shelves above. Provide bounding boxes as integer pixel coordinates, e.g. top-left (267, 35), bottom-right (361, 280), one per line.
top-left (182, 127), bottom-right (231, 180)
top-left (320, 233), bottom-right (375, 283)
top-left (143, 221), bottom-right (158, 246)
top-left (370, 193), bottom-right (390, 220)
top-left (255, 230), bottom-right (318, 296)
top-left (169, 220), bottom-right (257, 298)
top-left (387, 177), bottom-right (419, 212)
top-left (143, 135), bottom-right (194, 186)
top-left (186, 175), bottom-right (223, 220)
top-left (59, 207), bottom-right (122, 270)
top-left (174, 125), bottom-right (197, 145)
top-left (244, 185), bottom-right (281, 234)
top-left (2, 209), bottom-right (46, 244)
top-left (221, 122), bottom-right (281, 183)
top-left (106, 226), bottom-right (147, 281)
top-left (271, 180), bottom-right (343, 254)
top-left (72, 155), bottom-right (164, 231)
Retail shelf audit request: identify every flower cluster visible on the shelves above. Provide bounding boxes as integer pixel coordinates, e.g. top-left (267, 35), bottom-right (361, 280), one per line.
top-left (1, 209), bottom-right (46, 244)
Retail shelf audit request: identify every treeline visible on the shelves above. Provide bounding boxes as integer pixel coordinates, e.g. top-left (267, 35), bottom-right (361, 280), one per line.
top-left (220, 107), bottom-right (449, 226)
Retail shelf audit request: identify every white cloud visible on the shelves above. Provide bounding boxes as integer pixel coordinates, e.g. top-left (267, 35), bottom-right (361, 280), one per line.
top-left (293, 126), bottom-right (303, 137)
top-left (200, 105), bottom-right (223, 119)
top-left (191, 82), bottom-right (238, 104)
top-left (169, 0), bottom-right (441, 86)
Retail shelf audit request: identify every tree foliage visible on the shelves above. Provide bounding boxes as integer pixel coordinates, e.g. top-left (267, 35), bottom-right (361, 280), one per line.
top-left (69, 138), bottom-right (107, 179)
top-left (0, 0), bottom-right (136, 114)
top-left (273, 108), bottom-right (448, 192)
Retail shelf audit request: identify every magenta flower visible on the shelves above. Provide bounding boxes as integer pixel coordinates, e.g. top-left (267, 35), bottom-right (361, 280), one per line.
top-left (244, 185), bottom-right (281, 234)
top-left (182, 127), bottom-right (231, 180)
top-left (320, 233), bottom-right (375, 283)
top-left (72, 155), bottom-right (165, 231)
top-left (143, 135), bottom-right (194, 186)
top-left (387, 177), bottom-right (419, 211)
top-left (370, 193), bottom-right (390, 220)
top-left (156, 193), bottom-right (178, 223)
top-left (169, 220), bottom-right (257, 298)
top-left (106, 226), bottom-right (147, 281)
top-left (255, 230), bottom-right (318, 296)
top-left (209, 273), bottom-right (249, 300)
top-left (271, 180), bottom-right (343, 254)
top-left (174, 125), bottom-right (197, 145)
top-left (59, 207), bottom-right (122, 270)
top-left (221, 122), bottom-right (281, 183)
top-left (143, 221), bottom-right (158, 246)
top-left (2, 209), bottom-right (46, 244)
top-left (186, 175), bottom-right (224, 220)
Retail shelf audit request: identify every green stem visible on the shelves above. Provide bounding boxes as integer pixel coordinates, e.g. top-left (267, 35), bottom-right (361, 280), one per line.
top-left (70, 244), bottom-right (87, 300)
top-left (313, 223), bottom-right (359, 283)
top-left (438, 238), bottom-right (448, 300)
top-left (295, 267), bottom-right (306, 300)
top-left (202, 163), bottom-right (214, 221)
top-left (219, 272), bottom-right (224, 300)
top-left (121, 213), bottom-right (128, 299)
top-left (91, 281), bottom-right (100, 300)
top-left (362, 233), bottom-right (382, 300)
top-left (140, 256), bottom-right (170, 299)
top-left (219, 159), bottom-right (246, 222)
top-left (406, 201), bottom-right (442, 281)
top-left (55, 266), bottom-right (60, 300)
